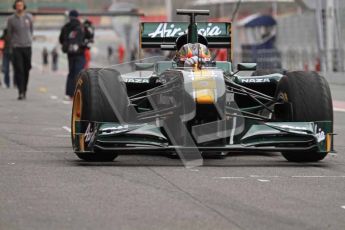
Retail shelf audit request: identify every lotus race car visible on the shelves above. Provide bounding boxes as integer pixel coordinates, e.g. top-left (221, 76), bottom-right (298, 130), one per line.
top-left (71, 9), bottom-right (334, 166)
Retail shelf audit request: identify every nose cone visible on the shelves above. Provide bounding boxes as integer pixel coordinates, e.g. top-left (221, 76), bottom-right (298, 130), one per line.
top-left (186, 69), bottom-right (226, 105)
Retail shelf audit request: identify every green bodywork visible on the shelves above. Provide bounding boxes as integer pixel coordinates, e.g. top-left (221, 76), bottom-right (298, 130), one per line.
top-left (73, 120), bottom-right (332, 154)
top-left (154, 60), bottom-right (232, 75)
top-left (73, 14), bottom-right (334, 157)
top-left (72, 59), bottom-right (333, 155)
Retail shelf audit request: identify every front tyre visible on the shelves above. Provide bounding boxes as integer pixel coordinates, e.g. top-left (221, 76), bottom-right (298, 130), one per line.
top-left (275, 71), bottom-right (333, 162)
top-left (71, 68), bottom-right (120, 162)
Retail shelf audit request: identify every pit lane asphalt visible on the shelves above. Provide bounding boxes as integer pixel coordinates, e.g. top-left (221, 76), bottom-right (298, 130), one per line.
top-left (0, 66), bottom-right (344, 230)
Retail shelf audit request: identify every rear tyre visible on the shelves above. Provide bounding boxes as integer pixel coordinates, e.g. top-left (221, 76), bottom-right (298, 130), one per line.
top-left (275, 71), bottom-right (333, 162)
top-left (71, 68), bottom-right (122, 162)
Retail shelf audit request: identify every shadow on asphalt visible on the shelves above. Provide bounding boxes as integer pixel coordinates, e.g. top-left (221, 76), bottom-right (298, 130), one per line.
top-left (66, 152), bottom-right (331, 168)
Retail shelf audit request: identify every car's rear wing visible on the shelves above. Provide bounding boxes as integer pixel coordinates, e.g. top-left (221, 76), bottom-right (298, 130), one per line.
top-left (140, 22), bottom-right (231, 49)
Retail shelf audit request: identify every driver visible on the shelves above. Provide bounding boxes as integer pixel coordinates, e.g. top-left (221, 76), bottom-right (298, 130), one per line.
top-left (176, 43), bottom-right (211, 67)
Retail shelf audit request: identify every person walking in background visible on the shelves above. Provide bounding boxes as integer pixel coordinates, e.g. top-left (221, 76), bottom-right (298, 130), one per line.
top-left (51, 47), bottom-right (58, 71)
top-left (107, 46), bottom-right (113, 63)
top-left (1, 28), bottom-right (12, 88)
top-left (118, 44), bottom-right (125, 64)
top-left (130, 46), bottom-right (137, 62)
top-left (59, 10), bottom-right (85, 100)
top-left (42, 47), bottom-right (49, 72)
top-left (0, 38), bottom-right (3, 87)
top-left (7, 0), bottom-right (33, 99)
top-left (83, 19), bottom-right (94, 69)
top-left (84, 48), bottom-right (91, 69)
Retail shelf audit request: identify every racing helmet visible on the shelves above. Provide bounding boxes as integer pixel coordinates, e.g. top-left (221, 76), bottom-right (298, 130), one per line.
top-left (177, 43), bottom-right (211, 66)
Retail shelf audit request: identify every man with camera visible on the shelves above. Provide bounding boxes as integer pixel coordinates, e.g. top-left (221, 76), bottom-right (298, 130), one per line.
top-left (59, 10), bottom-right (95, 100)
top-left (59, 10), bottom-right (86, 100)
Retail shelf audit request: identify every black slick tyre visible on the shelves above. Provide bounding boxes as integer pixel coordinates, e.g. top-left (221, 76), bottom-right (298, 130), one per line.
top-left (71, 68), bottom-right (121, 162)
top-left (275, 71), bottom-right (333, 162)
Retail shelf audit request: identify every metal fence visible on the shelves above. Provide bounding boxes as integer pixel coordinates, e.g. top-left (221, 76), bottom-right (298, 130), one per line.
top-left (232, 1), bottom-right (345, 72)
top-left (233, 48), bottom-right (345, 72)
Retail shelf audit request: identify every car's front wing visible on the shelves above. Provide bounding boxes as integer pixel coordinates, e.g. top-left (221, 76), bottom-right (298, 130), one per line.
top-left (73, 120), bottom-right (334, 155)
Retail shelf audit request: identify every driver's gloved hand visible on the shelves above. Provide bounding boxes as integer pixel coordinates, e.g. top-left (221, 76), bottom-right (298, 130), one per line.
top-left (184, 56), bottom-right (199, 66)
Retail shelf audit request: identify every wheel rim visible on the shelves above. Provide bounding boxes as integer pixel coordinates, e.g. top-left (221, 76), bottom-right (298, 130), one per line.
top-left (72, 90), bottom-right (82, 143)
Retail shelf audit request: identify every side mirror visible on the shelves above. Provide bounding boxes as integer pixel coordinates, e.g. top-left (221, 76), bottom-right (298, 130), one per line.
top-left (135, 63), bottom-right (154, 71)
top-left (237, 63), bottom-right (257, 71)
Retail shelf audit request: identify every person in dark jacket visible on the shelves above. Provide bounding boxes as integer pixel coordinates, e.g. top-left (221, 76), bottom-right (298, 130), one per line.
top-left (59, 9), bottom-right (85, 100)
top-left (107, 46), bottom-right (113, 63)
top-left (51, 47), bottom-right (58, 71)
top-left (42, 47), bottom-right (48, 72)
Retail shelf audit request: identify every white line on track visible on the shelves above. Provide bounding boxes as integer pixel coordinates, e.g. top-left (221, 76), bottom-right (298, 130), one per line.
top-left (214, 176), bottom-right (245, 179)
top-left (189, 169), bottom-right (199, 172)
top-left (215, 175), bottom-right (345, 181)
top-left (62, 126), bottom-right (71, 133)
top-left (257, 179), bottom-right (270, 182)
top-left (334, 108), bottom-right (345, 113)
top-left (62, 100), bottom-right (71, 105)
top-left (341, 206), bottom-right (345, 210)
top-left (250, 175), bottom-right (279, 178)
top-left (291, 175), bottom-right (345, 178)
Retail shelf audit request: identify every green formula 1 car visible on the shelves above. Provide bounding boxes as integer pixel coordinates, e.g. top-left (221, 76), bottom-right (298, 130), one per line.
top-left (71, 9), bottom-right (334, 166)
